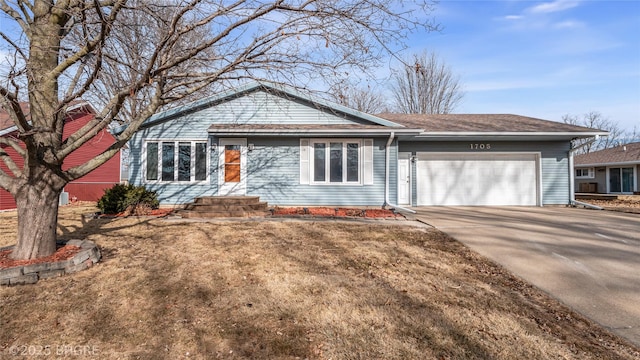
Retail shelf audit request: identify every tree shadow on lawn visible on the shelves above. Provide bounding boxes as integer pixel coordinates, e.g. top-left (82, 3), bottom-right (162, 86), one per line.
top-left (4, 214), bottom-right (637, 359)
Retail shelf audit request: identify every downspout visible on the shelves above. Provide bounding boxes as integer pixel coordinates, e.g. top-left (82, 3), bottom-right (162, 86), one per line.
top-left (384, 132), bottom-right (416, 214)
top-left (569, 136), bottom-right (603, 210)
top-left (568, 146), bottom-right (575, 202)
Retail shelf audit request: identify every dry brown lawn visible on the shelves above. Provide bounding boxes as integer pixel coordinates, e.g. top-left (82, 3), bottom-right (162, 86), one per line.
top-left (1, 204), bottom-right (638, 359)
top-left (582, 198), bottom-right (640, 214)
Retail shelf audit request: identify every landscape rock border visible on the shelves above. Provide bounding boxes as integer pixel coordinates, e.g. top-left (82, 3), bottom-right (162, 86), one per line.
top-left (0, 240), bottom-right (101, 286)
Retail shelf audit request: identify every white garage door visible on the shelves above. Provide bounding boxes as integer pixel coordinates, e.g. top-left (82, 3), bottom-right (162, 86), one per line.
top-left (416, 153), bottom-right (539, 206)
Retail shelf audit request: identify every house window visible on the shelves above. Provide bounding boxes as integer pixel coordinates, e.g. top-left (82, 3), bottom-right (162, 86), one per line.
top-left (575, 167), bottom-right (594, 179)
top-left (310, 139), bottom-right (362, 184)
top-left (145, 140), bottom-right (208, 183)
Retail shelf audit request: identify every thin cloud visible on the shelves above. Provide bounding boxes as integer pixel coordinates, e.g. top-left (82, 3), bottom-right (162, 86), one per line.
top-left (504, 15), bottom-right (523, 20)
top-left (554, 20), bottom-right (584, 29)
top-left (528, 0), bottom-right (581, 14)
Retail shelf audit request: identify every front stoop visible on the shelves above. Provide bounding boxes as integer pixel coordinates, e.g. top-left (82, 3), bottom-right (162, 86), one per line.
top-left (177, 196), bottom-right (270, 218)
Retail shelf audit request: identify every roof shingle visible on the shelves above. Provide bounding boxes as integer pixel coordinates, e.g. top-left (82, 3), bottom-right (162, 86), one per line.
top-left (574, 142), bottom-right (640, 165)
top-left (376, 113), bottom-right (602, 133)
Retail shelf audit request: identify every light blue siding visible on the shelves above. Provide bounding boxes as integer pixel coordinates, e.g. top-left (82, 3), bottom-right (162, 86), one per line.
top-left (130, 136), bottom-right (392, 206)
top-left (399, 141), bottom-right (571, 205)
top-left (129, 87), bottom-right (575, 207)
top-left (241, 137), bottom-right (389, 206)
top-left (128, 89), bottom-right (393, 206)
top-left (128, 136), bottom-right (218, 205)
top-left (540, 142), bottom-right (571, 204)
top-left (147, 91), bottom-right (370, 127)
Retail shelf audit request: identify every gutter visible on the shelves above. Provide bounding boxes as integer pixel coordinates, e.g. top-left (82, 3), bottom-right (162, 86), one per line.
top-left (576, 161), bottom-right (640, 167)
top-left (415, 131), bottom-right (609, 137)
top-left (206, 128), bottom-right (422, 137)
top-left (383, 131), bottom-right (416, 214)
top-left (0, 126), bottom-right (17, 137)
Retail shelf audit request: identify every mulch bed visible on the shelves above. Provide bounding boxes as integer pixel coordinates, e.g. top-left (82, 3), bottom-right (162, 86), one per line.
top-left (0, 244), bottom-right (81, 269)
top-left (581, 199), bottom-right (640, 214)
top-left (271, 207), bottom-right (402, 218)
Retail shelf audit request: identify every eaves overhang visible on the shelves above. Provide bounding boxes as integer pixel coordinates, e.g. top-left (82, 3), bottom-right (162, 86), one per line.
top-left (0, 125), bottom-right (17, 137)
top-left (207, 128), bottom-right (422, 137)
top-left (409, 131), bottom-right (609, 142)
top-left (575, 161), bottom-right (640, 167)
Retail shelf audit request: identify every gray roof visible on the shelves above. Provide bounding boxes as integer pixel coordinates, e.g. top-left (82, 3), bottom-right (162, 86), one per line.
top-left (376, 113), bottom-right (603, 133)
top-left (575, 142), bottom-right (640, 166)
top-left (113, 81), bottom-right (609, 139)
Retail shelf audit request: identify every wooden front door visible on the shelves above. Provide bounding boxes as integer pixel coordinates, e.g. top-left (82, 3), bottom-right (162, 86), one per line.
top-left (218, 138), bottom-right (247, 195)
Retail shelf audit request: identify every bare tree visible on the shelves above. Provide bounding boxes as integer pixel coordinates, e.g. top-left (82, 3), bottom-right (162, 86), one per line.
top-left (623, 126), bottom-right (639, 144)
top-left (562, 112), bottom-right (627, 154)
top-left (391, 51), bottom-right (464, 114)
top-left (330, 84), bottom-right (389, 114)
top-left (0, 1), bottom-right (438, 260)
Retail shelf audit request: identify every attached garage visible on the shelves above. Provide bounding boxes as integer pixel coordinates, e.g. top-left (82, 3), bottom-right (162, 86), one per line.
top-left (379, 113), bottom-right (608, 207)
top-left (415, 152), bottom-right (540, 206)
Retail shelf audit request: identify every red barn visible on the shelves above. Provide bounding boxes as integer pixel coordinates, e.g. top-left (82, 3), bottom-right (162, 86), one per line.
top-left (0, 102), bottom-right (121, 210)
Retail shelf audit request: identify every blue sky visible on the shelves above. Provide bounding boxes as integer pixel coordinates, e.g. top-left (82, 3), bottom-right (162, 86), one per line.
top-left (1, 1), bottom-right (637, 132)
top-left (394, 0), bottom-right (640, 131)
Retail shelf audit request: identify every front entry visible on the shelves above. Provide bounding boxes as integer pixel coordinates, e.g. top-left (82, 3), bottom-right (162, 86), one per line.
top-left (218, 138), bottom-right (247, 195)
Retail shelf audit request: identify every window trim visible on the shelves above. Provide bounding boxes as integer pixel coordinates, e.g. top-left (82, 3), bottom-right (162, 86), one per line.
top-left (575, 167), bottom-right (595, 179)
top-left (308, 138), bottom-right (364, 186)
top-left (143, 139), bottom-right (209, 184)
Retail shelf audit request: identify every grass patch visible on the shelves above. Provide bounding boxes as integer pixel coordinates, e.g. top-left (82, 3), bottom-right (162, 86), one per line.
top-left (1, 204), bottom-right (638, 359)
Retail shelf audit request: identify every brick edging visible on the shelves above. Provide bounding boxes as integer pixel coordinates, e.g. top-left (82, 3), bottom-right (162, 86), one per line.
top-left (0, 240), bottom-right (101, 286)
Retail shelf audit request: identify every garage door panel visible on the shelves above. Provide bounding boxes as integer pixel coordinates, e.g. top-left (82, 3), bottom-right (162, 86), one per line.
top-left (416, 153), bottom-right (538, 206)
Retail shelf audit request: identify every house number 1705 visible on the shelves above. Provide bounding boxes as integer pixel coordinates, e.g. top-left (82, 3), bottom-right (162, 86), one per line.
top-left (470, 143), bottom-right (491, 150)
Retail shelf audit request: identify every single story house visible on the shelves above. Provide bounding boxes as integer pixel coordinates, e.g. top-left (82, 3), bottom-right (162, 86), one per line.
top-left (574, 142), bottom-right (639, 194)
top-left (0, 102), bottom-right (122, 210)
top-left (126, 82), bottom-right (605, 207)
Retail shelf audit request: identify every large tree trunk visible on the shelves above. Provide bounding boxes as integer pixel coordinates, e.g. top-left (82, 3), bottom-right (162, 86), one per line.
top-left (10, 171), bottom-right (65, 260)
top-left (7, 5), bottom-right (67, 261)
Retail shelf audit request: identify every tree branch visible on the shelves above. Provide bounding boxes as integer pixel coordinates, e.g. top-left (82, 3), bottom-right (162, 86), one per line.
top-left (0, 0), bottom-right (32, 37)
top-left (0, 165), bottom-right (17, 193)
top-left (0, 31), bottom-right (28, 61)
top-left (47, 0), bottom-right (126, 85)
top-left (0, 86), bottom-right (31, 133)
top-left (0, 141), bottom-right (23, 177)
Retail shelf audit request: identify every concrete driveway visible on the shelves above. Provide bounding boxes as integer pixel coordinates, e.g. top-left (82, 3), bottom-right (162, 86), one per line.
top-left (411, 207), bottom-right (640, 346)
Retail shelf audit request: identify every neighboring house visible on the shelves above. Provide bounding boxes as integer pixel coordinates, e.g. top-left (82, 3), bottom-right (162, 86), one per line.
top-left (126, 82), bottom-right (605, 207)
top-left (574, 142), bottom-right (640, 194)
top-left (0, 102), bottom-right (121, 210)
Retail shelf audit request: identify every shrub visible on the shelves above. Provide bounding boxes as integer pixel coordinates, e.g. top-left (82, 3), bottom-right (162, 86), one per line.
top-left (97, 184), bottom-right (129, 214)
top-left (122, 185), bottom-right (160, 215)
top-left (97, 184), bottom-right (159, 214)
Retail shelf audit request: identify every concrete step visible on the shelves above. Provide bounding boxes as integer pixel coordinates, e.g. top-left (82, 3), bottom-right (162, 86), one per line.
top-left (194, 196), bottom-right (262, 205)
top-left (179, 196), bottom-right (269, 218)
top-left (179, 210), bottom-right (270, 218)
top-left (184, 202), bottom-right (268, 211)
